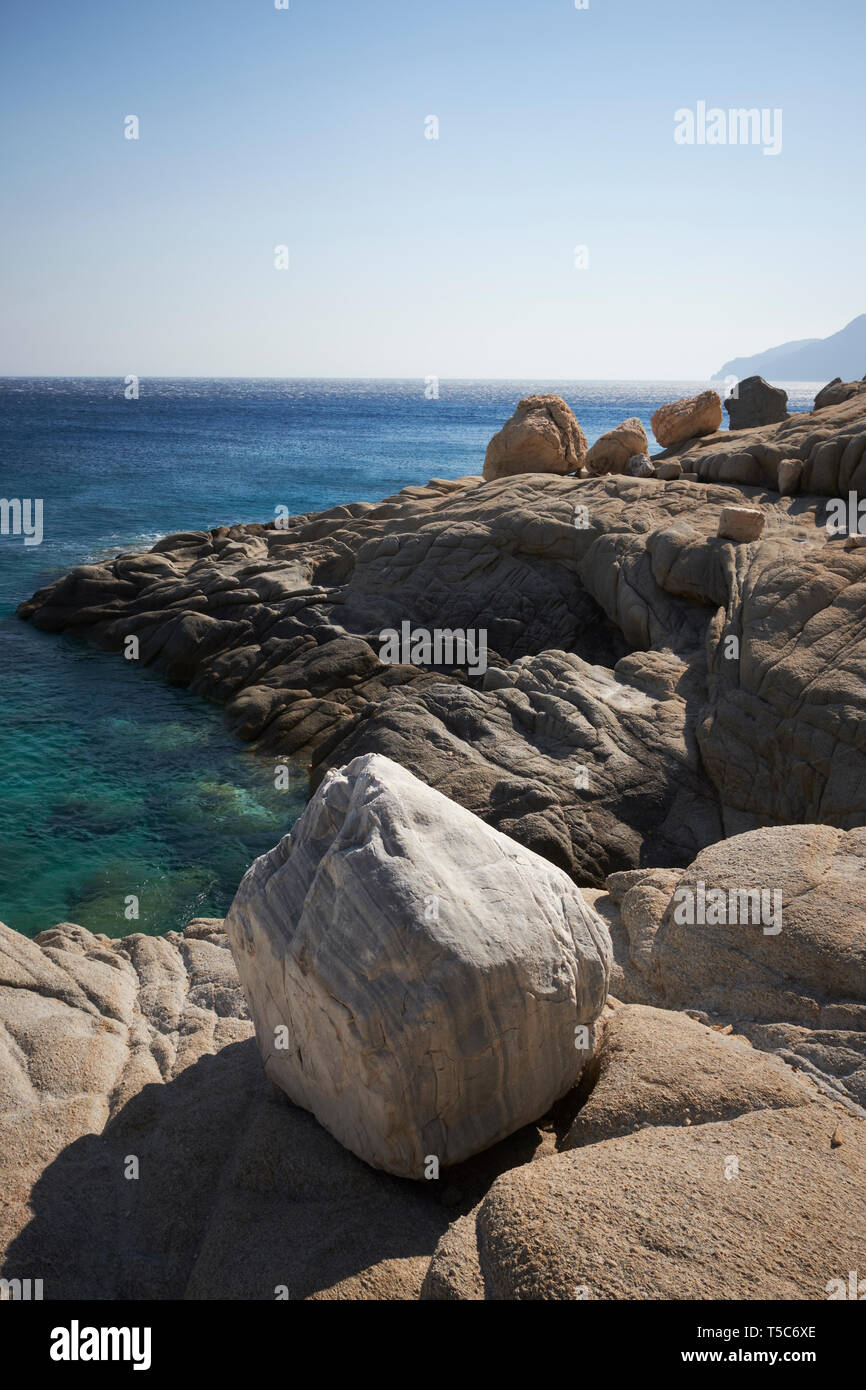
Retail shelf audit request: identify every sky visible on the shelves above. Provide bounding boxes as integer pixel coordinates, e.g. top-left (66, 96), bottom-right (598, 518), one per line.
top-left (0, 0), bottom-right (863, 379)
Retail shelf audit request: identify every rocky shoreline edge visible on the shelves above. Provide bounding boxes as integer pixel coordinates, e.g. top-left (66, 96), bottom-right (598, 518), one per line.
top-left (4, 382), bottom-right (866, 1299)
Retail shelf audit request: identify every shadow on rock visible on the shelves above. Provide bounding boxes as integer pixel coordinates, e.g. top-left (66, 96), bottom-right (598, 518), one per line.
top-left (6, 1038), bottom-right (551, 1300)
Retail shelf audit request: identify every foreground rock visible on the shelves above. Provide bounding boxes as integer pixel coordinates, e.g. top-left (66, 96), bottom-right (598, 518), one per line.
top-left (584, 418), bottom-right (648, 474)
top-left (3, 822), bottom-right (864, 1299)
top-left (224, 753), bottom-right (611, 1178)
top-left (483, 394), bottom-right (587, 480)
top-left (422, 996), bottom-right (865, 1299)
top-left (725, 375), bottom-right (788, 429)
top-left (562, 1003), bottom-right (817, 1147)
top-left (475, 1101), bottom-right (865, 1298)
top-left (0, 915), bottom-right (557, 1299)
top-left (595, 824), bottom-right (866, 1109)
top-left (651, 389), bottom-right (722, 447)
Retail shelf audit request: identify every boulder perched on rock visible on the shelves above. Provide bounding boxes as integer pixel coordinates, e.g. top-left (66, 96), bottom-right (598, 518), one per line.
top-left (224, 753), bottom-right (612, 1178)
top-left (651, 390), bottom-right (722, 447)
top-left (725, 376), bottom-right (788, 430)
top-left (660, 391), bottom-right (866, 495)
top-left (483, 394), bottom-right (587, 481)
top-left (717, 505), bottom-right (765, 541)
top-left (584, 419), bottom-right (648, 475)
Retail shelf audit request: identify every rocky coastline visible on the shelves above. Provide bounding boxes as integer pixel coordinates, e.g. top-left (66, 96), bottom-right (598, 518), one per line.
top-left (4, 381), bottom-right (866, 1300)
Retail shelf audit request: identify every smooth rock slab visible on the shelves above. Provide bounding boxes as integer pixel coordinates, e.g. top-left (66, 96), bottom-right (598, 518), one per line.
top-left (224, 753), bottom-right (611, 1178)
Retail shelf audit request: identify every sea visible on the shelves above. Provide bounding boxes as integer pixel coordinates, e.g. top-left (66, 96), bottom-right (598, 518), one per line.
top-left (0, 378), bottom-right (820, 938)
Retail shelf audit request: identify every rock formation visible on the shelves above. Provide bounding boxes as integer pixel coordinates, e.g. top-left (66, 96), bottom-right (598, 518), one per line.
top-left (482, 394), bottom-right (587, 480)
top-left (9, 383), bottom-right (866, 1300)
top-left (651, 389), bottom-right (722, 447)
top-left (814, 376), bottom-right (866, 410)
top-left (17, 401), bottom-right (866, 884)
top-left (224, 753), bottom-right (611, 1177)
top-left (724, 375), bottom-right (788, 430)
top-left (4, 817), bottom-right (864, 1300)
top-left (659, 390), bottom-right (866, 494)
top-left (584, 417), bottom-right (648, 474)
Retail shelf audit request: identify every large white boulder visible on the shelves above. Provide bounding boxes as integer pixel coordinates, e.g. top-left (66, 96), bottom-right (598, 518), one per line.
top-left (225, 753), bottom-right (611, 1178)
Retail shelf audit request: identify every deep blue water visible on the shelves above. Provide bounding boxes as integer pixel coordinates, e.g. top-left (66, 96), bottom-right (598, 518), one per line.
top-left (0, 377), bottom-right (820, 938)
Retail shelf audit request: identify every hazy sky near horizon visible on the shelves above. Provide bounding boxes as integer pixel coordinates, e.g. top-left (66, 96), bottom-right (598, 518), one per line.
top-left (1, 0), bottom-right (863, 379)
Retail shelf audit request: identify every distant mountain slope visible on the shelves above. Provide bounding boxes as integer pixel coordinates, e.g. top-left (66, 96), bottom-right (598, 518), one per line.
top-left (714, 314), bottom-right (866, 382)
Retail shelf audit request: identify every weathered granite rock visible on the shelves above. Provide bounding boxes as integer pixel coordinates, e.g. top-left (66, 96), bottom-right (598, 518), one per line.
top-left (483, 395), bottom-right (587, 481)
top-left (474, 1101), bottom-right (866, 1298)
top-left (420, 1207), bottom-right (485, 1300)
top-left (561, 1003), bottom-right (817, 1148)
top-left (224, 753), bottom-right (612, 1178)
top-left (649, 826), bottom-right (866, 1025)
top-left (584, 419), bottom-right (649, 475)
top-left (725, 376), bottom-right (788, 430)
top-left (593, 825), bottom-right (866, 1110)
top-left (624, 453), bottom-right (653, 478)
top-left (651, 390), bottom-right (722, 447)
top-left (717, 505), bottom-right (765, 541)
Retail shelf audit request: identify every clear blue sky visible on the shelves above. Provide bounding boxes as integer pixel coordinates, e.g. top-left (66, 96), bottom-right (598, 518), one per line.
top-left (0, 0), bottom-right (863, 378)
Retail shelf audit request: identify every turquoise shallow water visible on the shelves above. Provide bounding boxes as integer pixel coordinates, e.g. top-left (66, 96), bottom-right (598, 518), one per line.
top-left (0, 377), bottom-right (821, 938)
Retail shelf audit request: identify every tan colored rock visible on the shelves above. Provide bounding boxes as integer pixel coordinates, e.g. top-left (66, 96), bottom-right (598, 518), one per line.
top-left (420, 1209), bottom-right (484, 1300)
top-left (654, 460), bottom-right (682, 481)
top-left (307, 1256), bottom-right (431, 1301)
top-left (844, 533), bottom-right (866, 550)
top-left (482, 394), bottom-right (586, 481)
top-left (717, 505), bottom-right (765, 541)
top-left (606, 868), bottom-right (684, 976)
top-left (585, 419), bottom-right (649, 475)
top-left (476, 1102), bottom-right (866, 1299)
top-left (649, 825), bottom-right (866, 1025)
top-left (561, 1004), bottom-right (816, 1148)
top-left (651, 390), bottom-right (722, 447)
